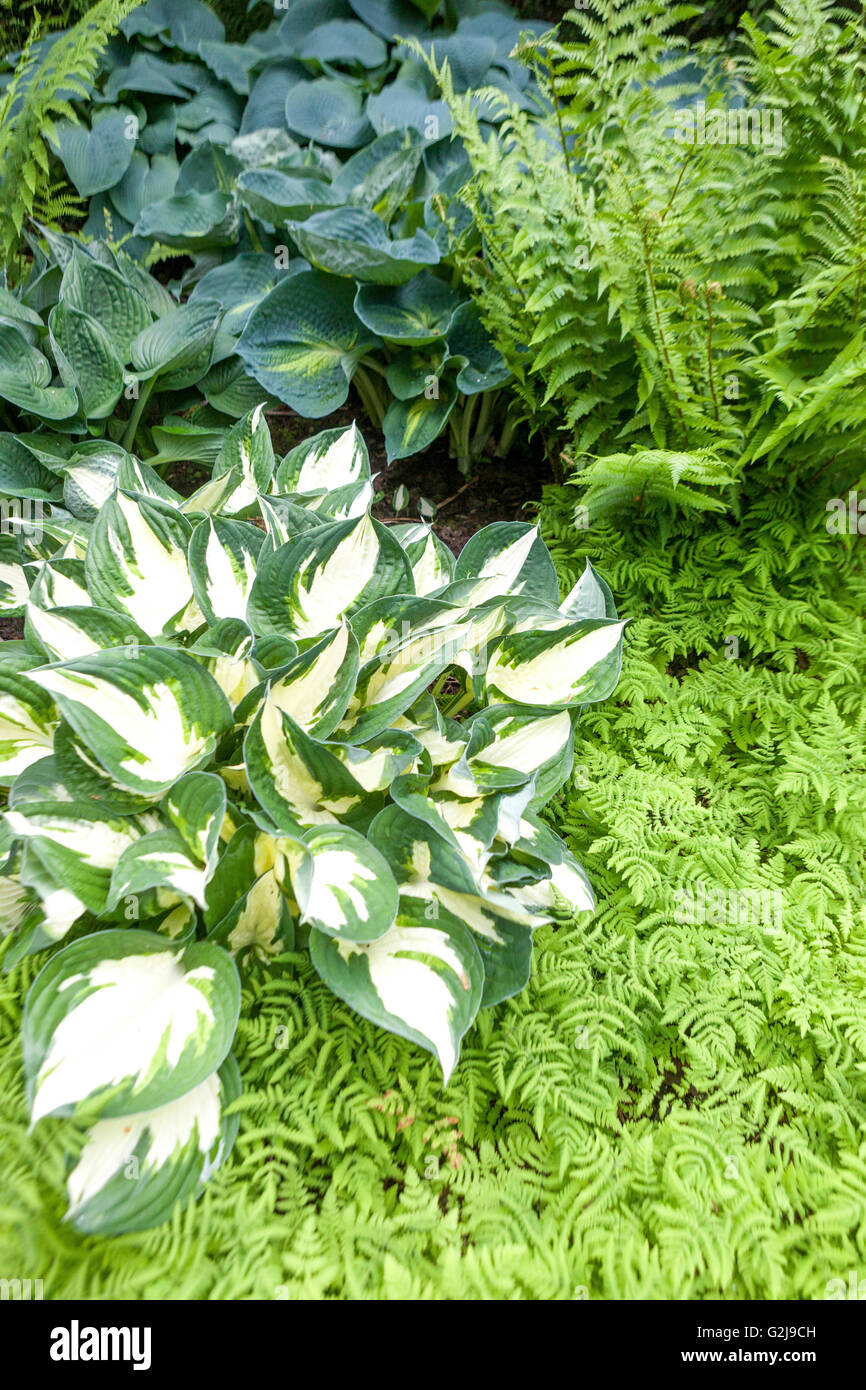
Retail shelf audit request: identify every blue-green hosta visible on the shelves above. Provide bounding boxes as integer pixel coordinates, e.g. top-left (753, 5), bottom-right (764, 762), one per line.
top-left (0, 416), bottom-right (625, 1235)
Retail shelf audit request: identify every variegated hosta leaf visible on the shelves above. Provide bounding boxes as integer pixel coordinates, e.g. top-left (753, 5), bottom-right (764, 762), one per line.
top-left (450, 521), bottom-right (560, 608)
top-left (310, 894), bottom-right (483, 1082)
top-left (85, 489), bottom-right (194, 636)
top-left (28, 556), bottom-right (92, 610)
top-left (64, 1054), bottom-right (241, 1237)
top-left (389, 521), bottom-right (455, 596)
top-left (3, 799), bottom-right (154, 914)
top-left (437, 705), bottom-right (575, 808)
top-left (559, 558), bottom-right (619, 621)
top-left (107, 770), bottom-right (228, 911)
top-left (204, 826), bottom-right (295, 965)
top-left (24, 604), bottom-right (153, 665)
top-left (0, 537), bottom-right (29, 613)
top-left (164, 771), bottom-right (227, 869)
top-left (289, 823), bottom-right (398, 943)
top-left (23, 929), bottom-right (240, 1123)
top-left (503, 815), bottom-right (595, 918)
top-left (28, 647), bottom-right (233, 797)
top-left (107, 828), bottom-right (211, 911)
top-left (249, 621), bottom-right (357, 740)
top-left (188, 516), bottom-right (263, 625)
top-left (191, 619), bottom-right (265, 709)
top-left (248, 512), bottom-right (413, 639)
top-left (274, 420), bottom-right (370, 502)
top-left (0, 668), bottom-right (58, 783)
top-left (346, 595), bottom-right (470, 742)
top-left (485, 616), bottom-right (627, 708)
top-left (244, 700), bottom-right (367, 831)
top-left (369, 805), bottom-right (533, 1006)
top-left (182, 403), bottom-right (275, 517)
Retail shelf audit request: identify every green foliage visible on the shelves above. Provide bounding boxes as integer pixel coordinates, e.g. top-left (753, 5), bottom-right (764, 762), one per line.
top-left (429, 0), bottom-right (866, 498)
top-left (3, 0), bottom-right (541, 466)
top-left (2, 470), bottom-right (864, 1292)
top-left (0, 415), bottom-right (623, 1233)
top-left (0, 0), bottom-right (139, 275)
top-left (0, 232), bottom-right (226, 459)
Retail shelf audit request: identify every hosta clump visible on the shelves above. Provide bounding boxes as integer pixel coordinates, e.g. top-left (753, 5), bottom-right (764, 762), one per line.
top-left (0, 414), bottom-right (625, 1235)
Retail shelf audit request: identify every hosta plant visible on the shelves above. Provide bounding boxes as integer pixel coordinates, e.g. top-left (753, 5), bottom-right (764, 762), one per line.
top-left (0, 417), bottom-right (625, 1235)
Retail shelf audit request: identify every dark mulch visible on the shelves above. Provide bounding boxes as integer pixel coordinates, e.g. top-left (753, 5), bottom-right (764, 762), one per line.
top-left (0, 616), bottom-right (24, 641)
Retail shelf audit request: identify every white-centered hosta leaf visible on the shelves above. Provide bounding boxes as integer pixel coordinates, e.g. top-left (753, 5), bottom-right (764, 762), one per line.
top-left (389, 521), bottom-right (456, 596)
top-left (28, 647), bottom-right (233, 797)
top-left (3, 799), bottom-right (154, 914)
top-left (188, 516), bottom-right (263, 625)
top-left (451, 521), bottom-right (560, 607)
top-left (0, 669), bottom-right (58, 783)
top-left (22, 929), bottom-right (240, 1123)
top-left (310, 894), bottom-right (482, 1081)
top-left (85, 490), bottom-right (193, 636)
top-left (275, 421), bottom-right (369, 496)
top-left (485, 616), bottom-right (627, 708)
top-left (64, 1053), bottom-right (241, 1237)
top-left (244, 699), bottom-right (366, 831)
top-left (559, 558), bottom-right (618, 621)
top-left (24, 604), bottom-right (152, 665)
top-left (290, 823), bottom-right (398, 943)
top-left (182, 403), bottom-right (275, 518)
top-left (107, 827), bottom-right (212, 910)
top-left (248, 512), bottom-right (413, 639)
top-left (266, 621), bottom-right (359, 738)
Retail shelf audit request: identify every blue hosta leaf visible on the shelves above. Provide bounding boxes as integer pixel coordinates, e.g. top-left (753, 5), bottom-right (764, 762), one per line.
top-left (347, 0), bottom-right (430, 38)
top-left (121, 0), bottom-right (225, 52)
top-left (134, 190), bottom-right (238, 250)
top-left (447, 301), bottom-right (510, 394)
top-left (367, 80), bottom-right (453, 141)
top-left (48, 302), bottom-right (125, 419)
top-left (59, 247), bottom-right (152, 359)
top-left (331, 129), bottom-right (424, 221)
top-left (64, 1053), bottom-right (241, 1237)
top-left (355, 272), bottom-right (460, 344)
top-left (236, 168), bottom-right (343, 229)
top-left (285, 76), bottom-right (373, 149)
top-left (22, 929), bottom-right (240, 1123)
top-left (310, 894), bottom-right (482, 1081)
top-left (237, 269), bottom-right (380, 417)
top-left (298, 20), bottom-right (388, 69)
top-left (108, 150), bottom-right (180, 227)
top-left (50, 109), bottom-right (137, 197)
top-left (287, 207), bottom-right (440, 285)
top-left (383, 375), bottom-right (458, 461)
top-left (189, 253), bottom-right (296, 336)
top-left (130, 299), bottom-right (223, 392)
top-left (28, 648), bottom-right (233, 798)
top-left (239, 60), bottom-right (310, 135)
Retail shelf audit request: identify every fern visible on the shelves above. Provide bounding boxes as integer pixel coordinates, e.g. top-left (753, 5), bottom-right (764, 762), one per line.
top-left (0, 0), bottom-right (138, 278)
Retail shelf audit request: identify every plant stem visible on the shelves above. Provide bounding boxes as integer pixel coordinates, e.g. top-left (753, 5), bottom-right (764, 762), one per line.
top-left (122, 375), bottom-right (156, 452)
top-left (353, 365), bottom-right (386, 428)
